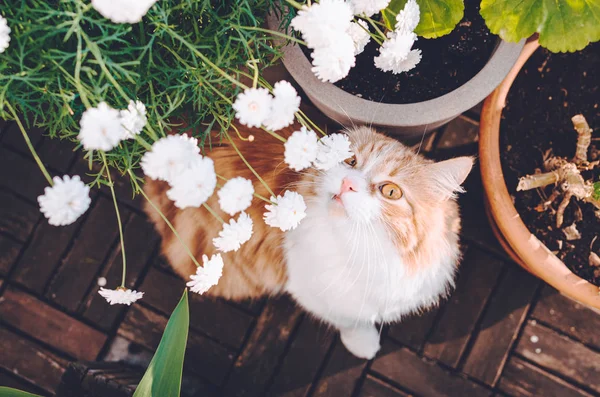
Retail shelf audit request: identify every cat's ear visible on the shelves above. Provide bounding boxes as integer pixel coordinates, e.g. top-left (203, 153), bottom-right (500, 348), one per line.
top-left (424, 157), bottom-right (474, 200)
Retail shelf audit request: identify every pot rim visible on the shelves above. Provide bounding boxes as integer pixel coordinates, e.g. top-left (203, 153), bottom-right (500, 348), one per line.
top-left (267, 13), bottom-right (525, 128)
top-left (479, 38), bottom-right (600, 309)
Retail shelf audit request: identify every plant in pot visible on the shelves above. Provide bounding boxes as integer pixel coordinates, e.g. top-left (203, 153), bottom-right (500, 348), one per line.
top-left (268, 0), bottom-right (525, 138)
top-left (479, 2), bottom-right (600, 309)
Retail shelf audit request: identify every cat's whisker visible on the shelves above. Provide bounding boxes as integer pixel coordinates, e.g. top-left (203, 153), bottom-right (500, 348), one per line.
top-left (415, 124), bottom-right (429, 157)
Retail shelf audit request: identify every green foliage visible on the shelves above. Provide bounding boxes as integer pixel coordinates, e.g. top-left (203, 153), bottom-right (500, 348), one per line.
top-left (0, 0), bottom-right (282, 187)
top-left (0, 387), bottom-right (42, 397)
top-left (593, 181), bottom-right (600, 201)
top-left (382, 0), bottom-right (464, 38)
top-left (133, 289), bottom-right (190, 397)
top-left (480, 0), bottom-right (600, 52)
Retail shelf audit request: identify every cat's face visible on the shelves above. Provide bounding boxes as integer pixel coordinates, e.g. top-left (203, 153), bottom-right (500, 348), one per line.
top-left (302, 127), bottom-right (473, 251)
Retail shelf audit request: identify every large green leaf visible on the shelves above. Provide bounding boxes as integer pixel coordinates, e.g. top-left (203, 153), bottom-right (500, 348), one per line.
top-left (0, 388), bottom-right (42, 397)
top-left (480, 0), bottom-right (600, 52)
top-left (382, 0), bottom-right (465, 38)
top-left (133, 290), bottom-right (189, 397)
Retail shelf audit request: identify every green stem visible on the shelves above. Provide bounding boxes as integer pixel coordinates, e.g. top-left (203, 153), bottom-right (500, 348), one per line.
top-left (286, 0), bottom-right (304, 9)
top-left (355, 17), bottom-right (384, 45)
top-left (167, 29), bottom-right (249, 90)
top-left (75, 31), bottom-right (92, 109)
top-left (81, 33), bottom-right (130, 103)
top-left (102, 152), bottom-right (127, 287)
top-left (131, 171), bottom-right (202, 268)
top-left (296, 110), bottom-right (326, 136)
top-left (202, 203), bottom-right (225, 224)
top-left (225, 131), bottom-right (275, 197)
top-left (135, 134), bottom-right (153, 151)
top-left (234, 25), bottom-right (307, 46)
top-left (364, 16), bottom-right (388, 42)
top-left (261, 127), bottom-right (287, 143)
top-left (6, 104), bottom-right (53, 186)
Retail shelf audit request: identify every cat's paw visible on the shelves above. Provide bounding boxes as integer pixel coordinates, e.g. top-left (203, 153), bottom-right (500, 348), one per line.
top-left (340, 325), bottom-right (381, 360)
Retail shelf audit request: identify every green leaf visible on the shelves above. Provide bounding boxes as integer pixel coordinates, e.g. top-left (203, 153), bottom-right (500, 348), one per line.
top-left (593, 181), bottom-right (600, 200)
top-left (133, 290), bottom-right (189, 397)
top-left (382, 0), bottom-right (465, 38)
top-left (480, 0), bottom-right (600, 52)
top-left (0, 387), bottom-right (43, 397)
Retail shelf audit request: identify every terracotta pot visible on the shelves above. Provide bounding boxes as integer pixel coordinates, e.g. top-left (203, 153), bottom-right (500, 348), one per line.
top-left (266, 13), bottom-right (524, 139)
top-left (479, 38), bottom-right (600, 310)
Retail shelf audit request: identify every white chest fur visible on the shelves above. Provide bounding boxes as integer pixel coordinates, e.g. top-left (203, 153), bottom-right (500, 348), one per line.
top-left (284, 207), bottom-right (456, 329)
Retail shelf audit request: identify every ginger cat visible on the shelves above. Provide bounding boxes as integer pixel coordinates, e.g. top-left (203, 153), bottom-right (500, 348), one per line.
top-left (144, 125), bottom-right (472, 359)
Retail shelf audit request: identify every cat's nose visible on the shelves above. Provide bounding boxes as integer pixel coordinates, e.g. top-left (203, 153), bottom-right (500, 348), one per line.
top-left (339, 177), bottom-right (358, 195)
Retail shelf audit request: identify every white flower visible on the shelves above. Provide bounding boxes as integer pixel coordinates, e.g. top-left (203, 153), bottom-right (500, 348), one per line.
top-left (38, 175), bottom-right (91, 226)
top-left (291, 0), bottom-right (353, 49)
top-left (120, 100), bottom-right (147, 139)
top-left (311, 35), bottom-right (356, 83)
top-left (98, 287), bottom-right (144, 305)
top-left (284, 127), bottom-right (319, 171)
top-left (167, 156), bottom-right (217, 209)
top-left (141, 134), bottom-right (200, 183)
top-left (348, 0), bottom-right (392, 17)
top-left (347, 20), bottom-right (371, 56)
top-left (91, 0), bottom-right (157, 24)
top-left (0, 15), bottom-right (11, 53)
top-left (213, 212), bottom-right (254, 252)
top-left (374, 32), bottom-right (422, 74)
top-left (77, 102), bottom-right (125, 151)
top-left (263, 81), bottom-right (301, 131)
top-left (264, 191), bottom-right (307, 232)
top-left (218, 177), bottom-right (255, 216)
top-left (314, 133), bottom-right (354, 170)
top-left (395, 0), bottom-right (420, 34)
top-left (187, 254), bottom-right (224, 295)
top-left (233, 88), bottom-right (273, 128)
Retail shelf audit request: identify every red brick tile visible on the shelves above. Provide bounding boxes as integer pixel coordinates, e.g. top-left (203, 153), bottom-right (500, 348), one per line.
top-left (423, 246), bottom-right (504, 367)
top-left (311, 340), bottom-right (367, 397)
top-left (0, 235), bottom-right (21, 276)
top-left (372, 341), bottom-right (490, 397)
top-left (0, 326), bottom-right (67, 394)
top-left (46, 197), bottom-right (129, 311)
top-left (515, 321), bottom-right (600, 393)
top-left (0, 190), bottom-right (39, 242)
top-left (531, 286), bottom-right (600, 349)
top-left (358, 376), bottom-right (411, 397)
top-left (0, 286), bottom-right (107, 360)
top-left (498, 356), bottom-right (592, 397)
top-left (462, 265), bottom-right (538, 385)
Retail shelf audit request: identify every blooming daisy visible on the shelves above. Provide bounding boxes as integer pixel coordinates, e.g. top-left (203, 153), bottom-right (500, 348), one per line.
top-left (91, 0), bottom-right (158, 24)
top-left (217, 177), bottom-right (255, 216)
top-left (395, 0), bottom-right (420, 34)
top-left (187, 254), bottom-right (224, 295)
top-left (167, 156), bottom-right (217, 209)
top-left (263, 81), bottom-right (301, 131)
top-left (264, 191), bottom-right (307, 232)
top-left (77, 102), bottom-right (125, 151)
top-left (311, 36), bottom-right (356, 83)
top-left (98, 287), bottom-right (144, 305)
top-left (0, 14), bottom-right (11, 53)
top-left (232, 88), bottom-right (273, 128)
top-left (120, 100), bottom-right (147, 139)
top-left (213, 212), bottom-right (254, 252)
top-left (290, 0), bottom-right (354, 49)
top-left (348, 0), bottom-right (392, 17)
top-left (314, 133), bottom-right (354, 170)
top-left (374, 32), bottom-right (421, 74)
top-left (38, 175), bottom-right (91, 226)
top-left (284, 127), bottom-right (319, 171)
top-left (347, 20), bottom-right (371, 56)
top-left (141, 134), bottom-right (200, 183)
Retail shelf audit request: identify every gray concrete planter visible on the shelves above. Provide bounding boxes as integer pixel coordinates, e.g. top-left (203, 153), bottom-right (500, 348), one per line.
top-left (267, 14), bottom-right (525, 139)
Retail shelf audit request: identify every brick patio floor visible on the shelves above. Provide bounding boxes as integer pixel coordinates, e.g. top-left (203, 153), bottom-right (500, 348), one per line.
top-left (1, 105), bottom-right (600, 397)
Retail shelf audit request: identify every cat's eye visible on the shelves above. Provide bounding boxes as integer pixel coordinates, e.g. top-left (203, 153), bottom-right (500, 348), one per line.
top-left (379, 182), bottom-right (403, 200)
top-left (344, 155), bottom-right (357, 167)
